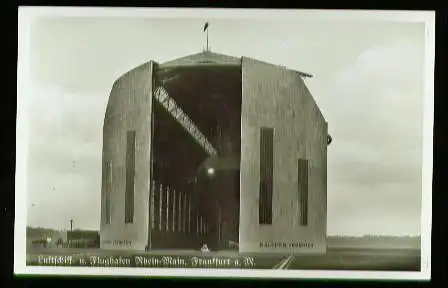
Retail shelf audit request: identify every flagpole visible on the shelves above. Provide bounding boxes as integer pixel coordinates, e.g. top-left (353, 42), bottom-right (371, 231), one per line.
top-left (206, 28), bottom-right (209, 51)
top-left (204, 22), bottom-right (209, 51)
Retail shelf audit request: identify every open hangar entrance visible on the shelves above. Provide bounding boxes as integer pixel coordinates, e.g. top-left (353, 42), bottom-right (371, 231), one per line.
top-left (149, 59), bottom-right (242, 251)
top-left (101, 51), bottom-right (328, 254)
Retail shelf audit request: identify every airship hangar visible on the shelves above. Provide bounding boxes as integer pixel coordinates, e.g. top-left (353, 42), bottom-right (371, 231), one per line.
top-left (100, 49), bottom-right (331, 254)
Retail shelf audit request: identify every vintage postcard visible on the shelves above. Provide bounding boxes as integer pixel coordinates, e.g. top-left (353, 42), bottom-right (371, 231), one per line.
top-left (15, 7), bottom-right (434, 280)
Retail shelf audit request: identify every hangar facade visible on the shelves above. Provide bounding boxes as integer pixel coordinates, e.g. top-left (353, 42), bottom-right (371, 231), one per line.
top-left (100, 51), bottom-right (330, 254)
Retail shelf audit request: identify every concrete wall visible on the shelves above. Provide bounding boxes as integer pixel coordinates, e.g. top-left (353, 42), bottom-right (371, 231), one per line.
top-left (239, 57), bottom-right (328, 254)
top-left (100, 62), bottom-right (155, 250)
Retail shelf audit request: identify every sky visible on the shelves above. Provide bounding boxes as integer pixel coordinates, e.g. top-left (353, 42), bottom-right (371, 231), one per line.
top-left (20, 11), bottom-right (429, 236)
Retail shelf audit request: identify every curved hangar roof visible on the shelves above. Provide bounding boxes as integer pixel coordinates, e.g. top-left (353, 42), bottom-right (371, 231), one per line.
top-left (153, 51), bottom-right (331, 146)
top-left (157, 51), bottom-right (313, 78)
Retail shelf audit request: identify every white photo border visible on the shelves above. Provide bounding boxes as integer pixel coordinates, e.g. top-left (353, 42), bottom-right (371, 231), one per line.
top-left (15, 7), bottom-right (435, 280)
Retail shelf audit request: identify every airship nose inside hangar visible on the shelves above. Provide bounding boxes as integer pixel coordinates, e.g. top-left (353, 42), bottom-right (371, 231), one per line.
top-left (100, 51), bottom-right (330, 254)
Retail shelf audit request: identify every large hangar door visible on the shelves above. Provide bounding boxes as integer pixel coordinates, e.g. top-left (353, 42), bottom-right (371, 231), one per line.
top-left (101, 61), bottom-right (157, 251)
top-left (239, 57), bottom-right (282, 252)
top-left (239, 57), bottom-right (303, 252)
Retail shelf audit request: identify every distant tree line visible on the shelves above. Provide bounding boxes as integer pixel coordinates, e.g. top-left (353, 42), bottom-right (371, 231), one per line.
top-left (27, 226), bottom-right (59, 239)
top-left (27, 226), bottom-right (100, 249)
top-left (327, 235), bottom-right (421, 249)
top-left (328, 235), bottom-right (421, 240)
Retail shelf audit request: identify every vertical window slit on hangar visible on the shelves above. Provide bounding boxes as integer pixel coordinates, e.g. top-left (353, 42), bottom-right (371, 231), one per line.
top-left (259, 127), bottom-right (274, 225)
top-left (104, 160), bottom-right (111, 224)
top-left (125, 130), bottom-right (136, 224)
top-left (298, 158), bottom-right (309, 226)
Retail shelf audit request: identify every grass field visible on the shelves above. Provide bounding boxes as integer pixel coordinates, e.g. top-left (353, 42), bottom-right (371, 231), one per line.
top-left (287, 247), bottom-right (420, 271)
top-left (26, 247), bottom-right (420, 271)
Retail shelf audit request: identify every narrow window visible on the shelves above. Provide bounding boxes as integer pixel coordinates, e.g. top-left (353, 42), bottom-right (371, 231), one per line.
top-left (178, 191), bottom-right (182, 232)
top-left (200, 217), bottom-right (204, 235)
top-left (196, 214), bottom-right (200, 235)
top-left (188, 197), bottom-right (192, 233)
top-left (125, 131), bottom-right (136, 223)
top-left (298, 159), bottom-right (309, 226)
top-left (172, 189), bottom-right (176, 232)
top-left (166, 186), bottom-right (170, 231)
top-left (104, 161), bottom-right (111, 224)
top-left (259, 127), bottom-right (274, 225)
top-left (158, 184), bottom-right (163, 231)
top-left (183, 193), bottom-right (187, 233)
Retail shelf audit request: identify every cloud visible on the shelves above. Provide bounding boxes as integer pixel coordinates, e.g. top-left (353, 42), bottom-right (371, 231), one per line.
top-left (310, 36), bottom-right (425, 236)
top-left (25, 80), bottom-right (108, 230)
top-left (22, 19), bottom-right (426, 236)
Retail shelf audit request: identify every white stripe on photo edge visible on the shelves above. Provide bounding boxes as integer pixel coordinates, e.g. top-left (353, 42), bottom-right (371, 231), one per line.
top-left (15, 7), bottom-right (434, 280)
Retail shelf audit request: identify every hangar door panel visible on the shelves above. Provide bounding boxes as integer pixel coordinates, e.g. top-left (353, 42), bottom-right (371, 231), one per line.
top-left (240, 57), bottom-right (298, 249)
top-left (100, 61), bottom-right (157, 251)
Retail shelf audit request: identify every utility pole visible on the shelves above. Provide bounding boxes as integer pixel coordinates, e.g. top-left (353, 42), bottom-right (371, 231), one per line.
top-left (68, 219), bottom-right (73, 248)
top-left (206, 27), bottom-right (209, 51)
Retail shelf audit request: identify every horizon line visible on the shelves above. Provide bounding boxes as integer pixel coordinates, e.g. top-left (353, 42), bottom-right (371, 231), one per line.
top-left (25, 226), bottom-right (422, 237)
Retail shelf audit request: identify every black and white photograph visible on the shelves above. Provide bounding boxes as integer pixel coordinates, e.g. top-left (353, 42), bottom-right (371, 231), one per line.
top-left (15, 7), bottom-right (434, 280)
